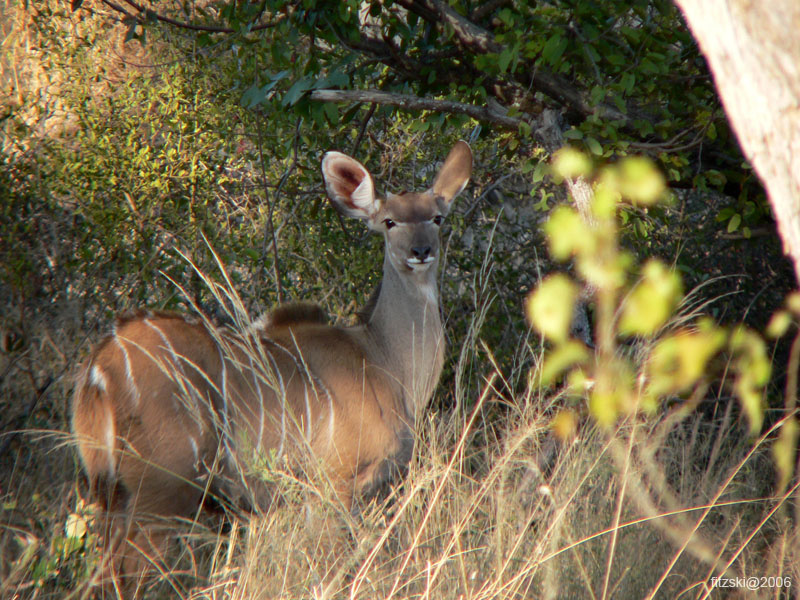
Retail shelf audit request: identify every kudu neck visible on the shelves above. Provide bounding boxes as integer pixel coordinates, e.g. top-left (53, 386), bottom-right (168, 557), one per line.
top-left (365, 253), bottom-right (445, 420)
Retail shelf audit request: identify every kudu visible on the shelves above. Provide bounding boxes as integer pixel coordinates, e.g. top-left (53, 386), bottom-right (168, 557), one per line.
top-left (71, 141), bottom-right (472, 592)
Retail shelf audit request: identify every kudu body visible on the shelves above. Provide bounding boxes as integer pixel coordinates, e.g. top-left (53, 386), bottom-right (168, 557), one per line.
top-left (71, 141), bottom-right (472, 591)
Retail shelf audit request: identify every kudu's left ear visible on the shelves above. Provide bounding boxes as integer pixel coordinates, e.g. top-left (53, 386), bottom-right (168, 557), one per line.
top-left (321, 151), bottom-right (378, 220)
top-left (431, 141), bottom-right (472, 209)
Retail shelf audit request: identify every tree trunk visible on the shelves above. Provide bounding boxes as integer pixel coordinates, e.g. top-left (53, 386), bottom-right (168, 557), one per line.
top-left (675, 0), bottom-right (800, 285)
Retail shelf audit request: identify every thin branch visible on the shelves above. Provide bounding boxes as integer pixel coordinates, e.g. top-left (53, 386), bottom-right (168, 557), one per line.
top-left (255, 113), bottom-right (284, 303)
top-left (99, 0), bottom-right (134, 20)
top-left (310, 89), bottom-right (524, 130)
top-left (98, 0), bottom-right (282, 33)
top-left (351, 103), bottom-right (377, 156)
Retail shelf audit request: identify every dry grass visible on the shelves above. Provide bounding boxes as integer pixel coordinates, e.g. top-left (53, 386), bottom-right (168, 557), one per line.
top-left (2, 268), bottom-right (797, 600)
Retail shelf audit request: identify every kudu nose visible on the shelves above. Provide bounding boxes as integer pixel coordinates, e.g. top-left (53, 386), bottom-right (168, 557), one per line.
top-left (411, 246), bottom-right (432, 261)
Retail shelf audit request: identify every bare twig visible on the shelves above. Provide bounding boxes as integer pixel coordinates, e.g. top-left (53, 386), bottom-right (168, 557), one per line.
top-left (255, 114), bottom-right (284, 303)
top-left (97, 0), bottom-right (281, 33)
top-left (0, 376), bottom-right (54, 458)
top-left (351, 103), bottom-right (377, 156)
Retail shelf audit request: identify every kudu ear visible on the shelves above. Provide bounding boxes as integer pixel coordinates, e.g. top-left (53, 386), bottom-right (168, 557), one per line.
top-left (321, 151), bottom-right (378, 220)
top-left (431, 141), bottom-right (472, 210)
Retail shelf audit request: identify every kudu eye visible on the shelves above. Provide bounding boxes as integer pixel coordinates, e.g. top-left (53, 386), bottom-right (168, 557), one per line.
top-left (433, 215), bottom-right (444, 226)
top-left (384, 218), bottom-right (396, 230)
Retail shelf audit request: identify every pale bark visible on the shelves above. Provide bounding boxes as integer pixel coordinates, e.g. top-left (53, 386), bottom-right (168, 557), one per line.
top-left (675, 0), bottom-right (800, 284)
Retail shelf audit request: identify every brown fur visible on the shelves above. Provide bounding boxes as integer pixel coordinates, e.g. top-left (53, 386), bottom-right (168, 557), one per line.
top-left (71, 142), bottom-right (472, 595)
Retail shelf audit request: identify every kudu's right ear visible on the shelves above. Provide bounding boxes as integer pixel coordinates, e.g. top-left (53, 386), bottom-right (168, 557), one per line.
top-left (321, 151), bottom-right (378, 220)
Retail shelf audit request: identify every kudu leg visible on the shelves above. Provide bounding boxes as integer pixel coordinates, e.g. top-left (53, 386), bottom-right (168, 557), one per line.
top-left (93, 475), bottom-right (206, 598)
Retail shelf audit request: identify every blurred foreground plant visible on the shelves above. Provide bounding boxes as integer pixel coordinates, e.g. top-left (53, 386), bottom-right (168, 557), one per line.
top-left (527, 149), bottom-right (771, 435)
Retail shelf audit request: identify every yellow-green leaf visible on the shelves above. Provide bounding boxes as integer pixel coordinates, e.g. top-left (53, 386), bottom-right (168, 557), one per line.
top-left (619, 260), bottom-right (683, 337)
top-left (766, 310), bottom-right (792, 338)
top-left (578, 249), bottom-right (632, 292)
top-left (588, 360), bottom-right (635, 427)
top-left (551, 409), bottom-right (579, 441)
top-left (538, 340), bottom-right (590, 384)
top-left (648, 322), bottom-right (726, 397)
top-left (619, 156), bottom-right (665, 205)
top-left (552, 147), bottom-right (592, 180)
top-left (787, 292), bottom-right (800, 315)
top-left (589, 389), bottom-right (619, 428)
top-left (526, 274), bottom-right (579, 343)
top-left (729, 326), bottom-right (770, 434)
top-left (544, 206), bottom-right (596, 261)
top-left (773, 417), bottom-right (798, 492)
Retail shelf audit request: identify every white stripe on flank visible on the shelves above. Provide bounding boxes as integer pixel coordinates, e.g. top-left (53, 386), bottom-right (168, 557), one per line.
top-left (89, 365), bottom-right (108, 392)
top-left (303, 382), bottom-right (311, 431)
top-left (144, 318), bottom-right (178, 361)
top-left (279, 333), bottom-right (333, 442)
top-left (188, 435), bottom-right (199, 465)
top-left (104, 410), bottom-right (115, 476)
top-left (327, 393), bottom-right (335, 448)
top-left (115, 336), bottom-right (140, 407)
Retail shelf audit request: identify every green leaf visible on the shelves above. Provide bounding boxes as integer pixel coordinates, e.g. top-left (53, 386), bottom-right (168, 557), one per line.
top-left (542, 34), bottom-right (568, 66)
top-left (282, 77), bottom-right (314, 107)
top-left (532, 161), bottom-right (548, 183)
top-left (323, 101), bottom-right (338, 123)
top-left (314, 70), bottom-right (350, 90)
top-left (727, 213), bottom-right (741, 233)
top-left (705, 169), bottom-right (727, 187)
top-left (607, 53), bottom-right (626, 66)
top-left (590, 85), bottom-right (606, 106)
top-left (620, 72), bottom-right (635, 93)
top-left (240, 83), bottom-right (266, 108)
top-left (716, 207), bottom-right (735, 222)
top-left (498, 47), bottom-right (515, 73)
top-left (585, 136), bottom-right (603, 156)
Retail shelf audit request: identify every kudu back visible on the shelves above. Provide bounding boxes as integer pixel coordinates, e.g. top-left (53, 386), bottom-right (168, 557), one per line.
top-left (71, 141), bottom-right (472, 590)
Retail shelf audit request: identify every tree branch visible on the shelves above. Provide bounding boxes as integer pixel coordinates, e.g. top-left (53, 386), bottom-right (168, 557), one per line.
top-left (397, 0), bottom-right (501, 54)
top-left (95, 0), bottom-right (281, 33)
top-left (396, 0), bottom-right (629, 123)
top-left (309, 89), bottom-right (524, 130)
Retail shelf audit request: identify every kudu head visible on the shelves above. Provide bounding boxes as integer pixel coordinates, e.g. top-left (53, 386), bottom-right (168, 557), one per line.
top-left (321, 141), bottom-right (473, 285)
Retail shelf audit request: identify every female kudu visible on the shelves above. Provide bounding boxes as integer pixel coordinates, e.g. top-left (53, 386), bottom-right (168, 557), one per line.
top-left (72, 141), bottom-right (472, 593)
